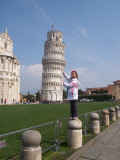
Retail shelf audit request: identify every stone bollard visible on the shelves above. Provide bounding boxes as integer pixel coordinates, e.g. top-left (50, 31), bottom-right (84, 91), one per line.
top-left (21, 130), bottom-right (41, 160)
top-left (102, 110), bottom-right (109, 126)
top-left (67, 119), bottom-right (82, 149)
top-left (90, 113), bottom-right (100, 134)
top-left (109, 108), bottom-right (116, 121)
top-left (115, 106), bottom-right (120, 118)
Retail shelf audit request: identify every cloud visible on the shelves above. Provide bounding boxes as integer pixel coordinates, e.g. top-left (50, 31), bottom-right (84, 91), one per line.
top-left (20, 64), bottom-right (43, 93)
top-left (80, 53), bottom-right (97, 62)
top-left (75, 67), bottom-right (98, 85)
top-left (16, 0), bottom-right (53, 24)
top-left (21, 64), bottom-right (99, 93)
top-left (30, 0), bottom-right (53, 24)
top-left (75, 26), bottom-right (87, 37)
top-left (21, 64), bottom-right (42, 79)
top-left (21, 64), bottom-right (119, 94)
top-left (66, 67), bottom-right (100, 90)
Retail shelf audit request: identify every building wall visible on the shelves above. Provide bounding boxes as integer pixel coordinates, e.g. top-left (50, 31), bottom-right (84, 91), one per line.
top-left (41, 31), bottom-right (65, 101)
top-left (108, 85), bottom-right (115, 97)
top-left (0, 30), bottom-right (20, 104)
top-left (86, 87), bottom-right (108, 94)
top-left (86, 81), bottom-right (120, 100)
top-left (114, 82), bottom-right (120, 100)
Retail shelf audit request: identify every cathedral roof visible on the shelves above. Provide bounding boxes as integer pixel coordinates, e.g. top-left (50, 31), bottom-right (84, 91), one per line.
top-left (0, 52), bottom-right (13, 57)
top-left (0, 52), bottom-right (20, 64)
top-left (0, 32), bottom-right (13, 42)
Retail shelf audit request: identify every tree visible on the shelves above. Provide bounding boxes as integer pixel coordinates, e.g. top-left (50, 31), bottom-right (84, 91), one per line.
top-left (36, 90), bottom-right (40, 101)
top-left (96, 90), bottom-right (100, 94)
top-left (22, 91), bottom-right (34, 102)
top-left (100, 89), bottom-right (104, 94)
top-left (63, 89), bottom-right (67, 99)
top-left (28, 91), bottom-right (31, 101)
top-left (78, 89), bottom-right (84, 95)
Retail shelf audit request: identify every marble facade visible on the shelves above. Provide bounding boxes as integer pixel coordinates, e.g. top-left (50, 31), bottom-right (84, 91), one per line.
top-left (0, 28), bottom-right (20, 104)
top-left (41, 30), bottom-right (65, 101)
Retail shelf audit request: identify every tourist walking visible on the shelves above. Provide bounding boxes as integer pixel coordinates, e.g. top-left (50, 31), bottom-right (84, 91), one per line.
top-left (63, 71), bottom-right (80, 120)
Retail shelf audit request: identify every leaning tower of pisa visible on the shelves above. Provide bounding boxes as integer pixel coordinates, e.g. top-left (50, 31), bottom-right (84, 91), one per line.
top-left (41, 30), bottom-right (66, 102)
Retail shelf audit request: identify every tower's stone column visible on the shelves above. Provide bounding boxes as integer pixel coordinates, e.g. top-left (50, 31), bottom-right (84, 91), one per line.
top-left (67, 119), bottom-right (82, 149)
top-left (41, 30), bottom-right (65, 102)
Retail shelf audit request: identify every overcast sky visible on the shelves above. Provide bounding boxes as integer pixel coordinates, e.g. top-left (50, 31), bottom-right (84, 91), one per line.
top-left (0, 0), bottom-right (120, 94)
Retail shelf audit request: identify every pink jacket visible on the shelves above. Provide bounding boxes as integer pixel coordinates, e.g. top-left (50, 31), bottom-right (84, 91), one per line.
top-left (63, 73), bottom-right (81, 100)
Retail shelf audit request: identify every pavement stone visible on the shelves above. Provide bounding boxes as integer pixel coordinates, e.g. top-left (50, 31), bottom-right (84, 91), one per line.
top-left (97, 155), bottom-right (120, 160)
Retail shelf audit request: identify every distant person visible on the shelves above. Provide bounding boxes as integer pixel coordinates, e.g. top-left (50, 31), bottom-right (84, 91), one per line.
top-left (63, 70), bottom-right (81, 120)
top-left (2, 98), bottom-right (4, 104)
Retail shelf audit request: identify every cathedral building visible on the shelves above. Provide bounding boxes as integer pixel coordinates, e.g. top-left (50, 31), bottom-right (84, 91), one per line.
top-left (0, 27), bottom-right (20, 104)
top-left (41, 30), bottom-right (66, 101)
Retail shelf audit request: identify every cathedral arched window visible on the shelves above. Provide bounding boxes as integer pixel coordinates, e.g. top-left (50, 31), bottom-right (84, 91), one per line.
top-left (56, 36), bottom-right (59, 41)
top-left (1, 59), bottom-right (3, 63)
top-left (5, 43), bottom-right (7, 49)
top-left (60, 85), bottom-right (62, 90)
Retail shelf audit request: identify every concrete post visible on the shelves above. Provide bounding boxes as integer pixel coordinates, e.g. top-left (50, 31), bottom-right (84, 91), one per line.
top-left (90, 113), bottom-right (100, 134)
top-left (115, 106), bottom-right (120, 118)
top-left (67, 119), bottom-right (82, 149)
top-left (109, 108), bottom-right (116, 121)
top-left (102, 109), bottom-right (109, 126)
top-left (21, 130), bottom-right (41, 160)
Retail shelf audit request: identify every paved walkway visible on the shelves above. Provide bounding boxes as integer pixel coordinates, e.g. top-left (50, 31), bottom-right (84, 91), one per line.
top-left (67, 119), bottom-right (120, 160)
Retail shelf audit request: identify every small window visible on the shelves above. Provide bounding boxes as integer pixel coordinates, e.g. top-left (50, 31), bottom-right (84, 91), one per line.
top-left (1, 59), bottom-right (3, 63)
top-left (14, 64), bottom-right (16, 69)
top-left (5, 43), bottom-right (7, 49)
top-left (56, 36), bottom-right (59, 41)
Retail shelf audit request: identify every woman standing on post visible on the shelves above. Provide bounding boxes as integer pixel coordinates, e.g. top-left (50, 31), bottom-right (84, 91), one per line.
top-left (63, 71), bottom-right (81, 120)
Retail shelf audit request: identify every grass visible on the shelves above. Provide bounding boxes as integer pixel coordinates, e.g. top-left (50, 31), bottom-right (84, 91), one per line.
top-left (0, 102), bottom-right (120, 160)
top-left (0, 102), bottom-right (119, 134)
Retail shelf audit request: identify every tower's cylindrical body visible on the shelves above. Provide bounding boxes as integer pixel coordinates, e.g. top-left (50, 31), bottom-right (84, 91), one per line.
top-left (41, 30), bottom-right (65, 102)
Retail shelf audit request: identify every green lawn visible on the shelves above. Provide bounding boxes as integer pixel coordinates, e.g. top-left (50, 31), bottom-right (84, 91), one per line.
top-left (0, 102), bottom-right (119, 134)
top-left (0, 102), bottom-right (120, 160)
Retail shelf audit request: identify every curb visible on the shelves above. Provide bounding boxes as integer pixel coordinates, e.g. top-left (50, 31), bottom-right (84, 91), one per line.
top-left (66, 118), bottom-right (120, 160)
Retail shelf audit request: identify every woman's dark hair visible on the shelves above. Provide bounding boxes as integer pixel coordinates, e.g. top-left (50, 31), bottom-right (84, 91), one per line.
top-left (71, 71), bottom-right (78, 80)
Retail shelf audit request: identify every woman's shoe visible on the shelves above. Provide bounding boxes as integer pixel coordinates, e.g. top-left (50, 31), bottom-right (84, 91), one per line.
top-left (73, 116), bottom-right (78, 120)
top-left (69, 116), bottom-right (73, 120)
